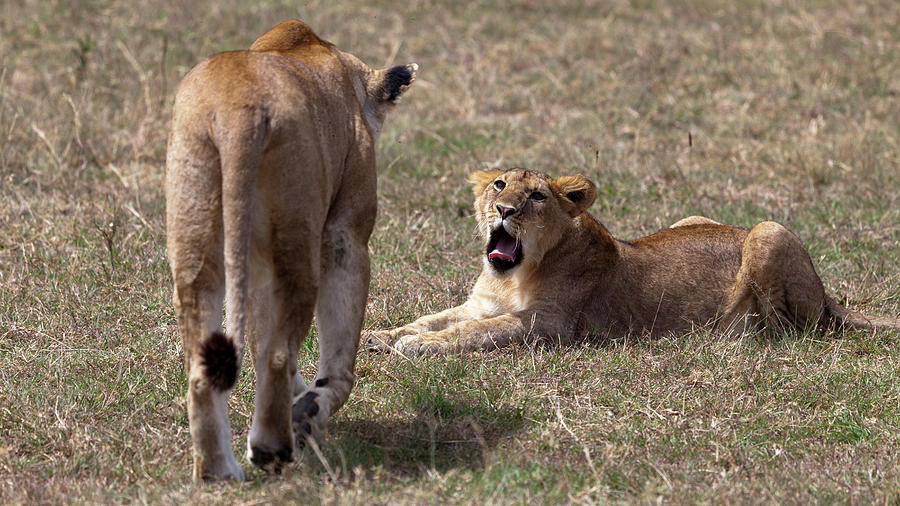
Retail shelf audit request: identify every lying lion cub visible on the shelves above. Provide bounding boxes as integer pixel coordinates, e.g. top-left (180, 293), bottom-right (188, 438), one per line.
top-left (167, 20), bottom-right (415, 481)
top-left (365, 168), bottom-right (900, 356)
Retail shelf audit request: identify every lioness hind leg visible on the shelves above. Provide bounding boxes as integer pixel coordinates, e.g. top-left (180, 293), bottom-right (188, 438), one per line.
top-left (175, 275), bottom-right (247, 482)
top-left (247, 281), bottom-right (311, 410)
top-left (293, 228), bottom-right (369, 449)
top-left (721, 221), bottom-right (829, 333)
top-left (172, 255), bottom-right (247, 482)
top-left (167, 151), bottom-right (245, 481)
top-left (246, 246), bottom-right (318, 475)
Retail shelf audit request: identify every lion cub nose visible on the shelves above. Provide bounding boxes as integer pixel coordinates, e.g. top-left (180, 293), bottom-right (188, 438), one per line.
top-left (496, 204), bottom-right (517, 219)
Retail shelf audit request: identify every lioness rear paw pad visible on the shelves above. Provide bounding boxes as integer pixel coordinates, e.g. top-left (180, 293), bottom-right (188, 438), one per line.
top-left (291, 391), bottom-right (326, 450)
top-left (249, 445), bottom-right (293, 475)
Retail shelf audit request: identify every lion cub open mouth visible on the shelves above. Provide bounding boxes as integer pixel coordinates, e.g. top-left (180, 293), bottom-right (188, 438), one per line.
top-left (487, 225), bottom-right (522, 271)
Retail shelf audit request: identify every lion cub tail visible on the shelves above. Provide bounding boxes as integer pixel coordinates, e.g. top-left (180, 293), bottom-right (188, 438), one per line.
top-left (825, 297), bottom-right (900, 332)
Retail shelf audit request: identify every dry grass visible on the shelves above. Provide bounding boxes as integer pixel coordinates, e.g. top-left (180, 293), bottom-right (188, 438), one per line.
top-left (1, 0), bottom-right (898, 503)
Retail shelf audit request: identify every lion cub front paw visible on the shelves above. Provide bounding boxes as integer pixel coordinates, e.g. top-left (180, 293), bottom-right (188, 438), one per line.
top-left (362, 329), bottom-right (399, 353)
top-left (363, 327), bottom-right (420, 353)
top-left (394, 334), bottom-right (450, 357)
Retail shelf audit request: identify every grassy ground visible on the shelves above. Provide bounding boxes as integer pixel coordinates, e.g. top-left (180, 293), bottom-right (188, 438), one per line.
top-left (1, 0), bottom-right (899, 503)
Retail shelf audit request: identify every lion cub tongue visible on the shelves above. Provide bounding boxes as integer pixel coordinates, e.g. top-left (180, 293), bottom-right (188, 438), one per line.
top-left (488, 234), bottom-right (518, 262)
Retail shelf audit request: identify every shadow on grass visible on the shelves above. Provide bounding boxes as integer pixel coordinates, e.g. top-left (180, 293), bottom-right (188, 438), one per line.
top-left (322, 391), bottom-right (526, 478)
top-left (325, 414), bottom-right (516, 476)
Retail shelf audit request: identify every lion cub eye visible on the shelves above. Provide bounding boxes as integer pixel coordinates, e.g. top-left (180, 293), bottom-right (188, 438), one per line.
top-left (529, 191), bottom-right (547, 201)
top-left (493, 180), bottom-right (506, 191)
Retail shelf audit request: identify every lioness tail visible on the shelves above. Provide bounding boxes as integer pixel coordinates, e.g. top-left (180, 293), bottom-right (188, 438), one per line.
top-left (201, 331), bottom-right (240, 390)
top-left (209, 107), bottom-right (267, 390)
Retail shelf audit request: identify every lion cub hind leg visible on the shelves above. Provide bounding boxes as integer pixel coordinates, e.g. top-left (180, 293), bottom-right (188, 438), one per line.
top-left (722, 221), bottom-right (829, 334)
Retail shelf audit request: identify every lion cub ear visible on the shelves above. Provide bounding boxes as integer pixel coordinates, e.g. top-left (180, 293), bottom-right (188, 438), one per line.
top-left (467, 170), bottom-right (505, 196)
top-left (552, 175), bottom-right (597, 217)
top-left (371, 63), bottom-right (418, 104)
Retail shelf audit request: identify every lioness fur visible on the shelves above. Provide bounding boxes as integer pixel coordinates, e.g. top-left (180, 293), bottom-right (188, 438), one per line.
top-left (365, 168), bottom-right (900, 356)
top-left (166, 20), bottom-right (415, 481)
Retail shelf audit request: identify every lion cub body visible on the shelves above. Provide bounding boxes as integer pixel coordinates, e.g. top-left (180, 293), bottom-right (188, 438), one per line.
top-left (366, 168), bottom-right (899, 356)
top-left (166, 20), bottom-right (415, 481)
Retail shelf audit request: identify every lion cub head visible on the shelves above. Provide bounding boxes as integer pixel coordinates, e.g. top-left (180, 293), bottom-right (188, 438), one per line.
top-left (468, 168), bottom-right (597, 275)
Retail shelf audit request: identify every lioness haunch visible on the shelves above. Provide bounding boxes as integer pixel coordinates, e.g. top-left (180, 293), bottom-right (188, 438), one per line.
top-left (366, 168), bottom-right (900, 356)
top-left (166, 20), bottom-right (415, 481)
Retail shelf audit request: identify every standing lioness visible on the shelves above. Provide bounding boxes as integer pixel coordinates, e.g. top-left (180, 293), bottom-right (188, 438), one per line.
top-left (365, 168), bottom-right (899, 356)
top-left (166, 20), bottom-right (415, 481)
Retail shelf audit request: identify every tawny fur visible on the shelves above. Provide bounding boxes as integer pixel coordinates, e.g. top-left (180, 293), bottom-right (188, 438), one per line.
top-left (166, 20), bottom-right (415, 482)
top-left (365, 168), bottom-right (899, 356)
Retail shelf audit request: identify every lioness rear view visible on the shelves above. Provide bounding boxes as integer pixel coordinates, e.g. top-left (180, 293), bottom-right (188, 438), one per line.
top-left (365, 168), bottom-right (899, 356)
top-left (166, 20), bottom-right (415, 481)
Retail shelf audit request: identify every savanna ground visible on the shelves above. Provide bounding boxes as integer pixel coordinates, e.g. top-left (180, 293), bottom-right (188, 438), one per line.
top-left (1, 0), bottom-right (899, 503)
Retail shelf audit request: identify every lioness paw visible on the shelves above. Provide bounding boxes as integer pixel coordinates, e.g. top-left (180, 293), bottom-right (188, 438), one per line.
top-left (247, 445), bottom-right (293, 476)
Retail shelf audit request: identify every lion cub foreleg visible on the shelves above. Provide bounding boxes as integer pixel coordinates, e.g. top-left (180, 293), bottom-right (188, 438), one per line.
top-left (392, 310), bottom-right (552, 356)
top-left (363, 303), bottom-right (479, 352)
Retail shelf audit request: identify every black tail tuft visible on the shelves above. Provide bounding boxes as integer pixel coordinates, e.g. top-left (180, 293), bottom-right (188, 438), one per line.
top-left (201, 331), bottom-right (239, 391)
